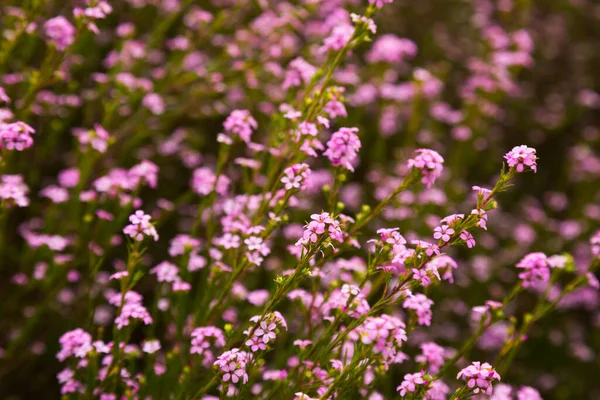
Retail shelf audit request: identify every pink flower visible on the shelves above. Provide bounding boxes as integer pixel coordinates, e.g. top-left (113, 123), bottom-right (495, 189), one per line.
top-left (0, 121), bottom-right (36, 151)
top-left (215, 233), bottom-right (241, 249)
top-left (58, 168), bottom-right (80, 188)
top-left (367, 35), bottom-right (416, 64)
top-left (415, 342), bottom-right (446, 373)
top-left (433, 225), bottom-right (454, 242)
top-left (73, 124), bottom-right (110, 153)
top-left (281, 163), bottom-right (312, 191)
top-left (412, 268), bottom-right (431, 286)
top-left (223, 110), bottom-right (257, 143)
top-left (40, 185), bottom-right (69, 203)
top-left (150, 261), bottom-right (180, 283)
top-left (590, 231), bottom-right (600, 257)
top-left (516, 386), bottom-right (542, 400)
top-left (516, 252), bottom-right (549, 288)
top-left (369, 0), bottom-right (393, 8)
top-left (320, 24), bottom-right (354, 53)
top-left (214, 348), bottom-right (251, 385)
top-left (471, 208), bottom-right (488, 230)
top-left (128, 160), bottom-right (159, 189)
top-left (504, 145), bottom-right (537, 173)
top-left (115, 301), bottom-right (153, 329)
top-left (407, 149), bottom-right (444, 188)
top-left (403, 294), bottom-right (434, 326)
top-left (397, 372), bottom-right (425, 397)
top-left (283, 58), bottom-right (316, 90)
top-left (56, 328), bottom-right (93, 361)
top-left (169, 234), bottom-right (201, 257)
top-left (142, 340), bottom-right (161, 354)
top-left (244, 312), bottom-right (287, 352)
top-left (293, 340), bottom-right (312, 349)
top-left (0, 174), bottom-right (30, 207)
top-left (460, 230), bottom-right (476, 248)
top-left (44, 16), bottom-right (76, 51)
top-left (457, 361), bottom-right (501, 395)
top-left (191, 167), bottom-right (216, 195)
top-left (323, 127), bottom-right (361, 172)
top-left (142, 93), bottom-right (165, 115)
top-left (123, 210), bottom-right (159, 241)
top-left (191, 326), bottom-right (226, 355)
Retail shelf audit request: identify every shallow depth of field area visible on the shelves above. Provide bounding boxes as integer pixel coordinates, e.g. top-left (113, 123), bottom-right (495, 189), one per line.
top-left (0, 0), bottom-right (599, 399)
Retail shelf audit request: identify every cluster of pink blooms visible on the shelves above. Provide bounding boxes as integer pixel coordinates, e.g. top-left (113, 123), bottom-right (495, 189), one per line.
top-left (190, 326), bottom-right (226, 365)
top-left (396, 372), bottom-right (426, 397)
top-left (122, 210), bottom-right (159, 242)
top-left (407, 149), bottom-right (445, 188)
top-left (114, 292), bottom-right (153, 329)
top-left (0, 174), bottom-right (30, 207)
top-left (591, 231), bottom-right (600, 257)
top-left (356, 314), bottom-right (407, 365)
top-left (244, 312), bottom-right (287, 352)
top-left (323, 285), bottom-right (371, 318)
top-left (0, 121), bottom-right (35, 151)
top-left (72, 124), bottom-right (111, 153)
top-left (403, 293), bottom-right (434, 326)
top-left (150, 261), bottom-right (192, 291)
top-left (415, 342), bottom-right (446, 373)
top-left (281, 163), bottom-right (312, 191)
top-left (73, 0), bottom-right (113, 34)
top-left (295, 212), bottom-right (344, 247)
top-left (44, 16), bottom-right (76, 51)
top-left (323, 127), bottom-right (362, 172)
top-left (56, 328), bottom-right (93, 362)
top-left (515, 252), bottom-right (550, 288)
top-left (282, 58), bottom-right (316, 90)
top-left (504, 145), bottom-right (538, 173)
top-left (223, 109), bottom-right (258, 143)
top-left (369, 0), bottom-right (394, 8)
top-left (457, 361), bottom-right (501, 395)
top-left (490, 384), bottom-right (544, 400)
top-left (214, 348), bottom-right (252, 385)
top-left (367, 34), bottom-right (417, 64)
top-left (92, 160), bottom-right (159, 201)
top-left (320, 24), bottom-right (354, 53)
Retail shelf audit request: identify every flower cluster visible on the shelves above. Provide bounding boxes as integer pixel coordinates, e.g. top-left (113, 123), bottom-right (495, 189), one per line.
top-left (44, 16), bottom-right (76, 51)
top-left (295, 212), bottom-right (344, 247)
top-left (504, 145), bottom-right (538, 173)
top-left (457, 361), bottom-right (501, 395)
top-left (397, 372), bottom-right (425, 397)
top-left (281, 163), bottom-right (312, 191)
top-left (223, 109), bottom-right (258, 143)
top-left (190, 326), bottom-right (226, 365)
top-left (114, 293), bottom-right (153, 329)
top-left (244, 312), bottom-right (287, 352)
top-left (323, 127), bottom-right (362, 172)
top-left (403, 293), bottom-right (434, 326)
top-left (0, 122), bottom-right (35, 151)
top-left (56, 328), bottom-right (93, 361)
top-left (356, 314), bottom-right (407, 365)
top-left (515, 252), bottom-right (550, 288)
top-left (0, 175), bottom-right (30, 207)
top-left (407, 149), bottom-right (445, 188)
top-left (214, 349), bottom-right (252, 386)
top-left (123, 210), bottom-right (159, 242)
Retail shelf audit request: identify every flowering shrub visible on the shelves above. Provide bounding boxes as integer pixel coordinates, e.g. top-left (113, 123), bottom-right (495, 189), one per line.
top-left (0, 1), bottom-right (599, 399)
